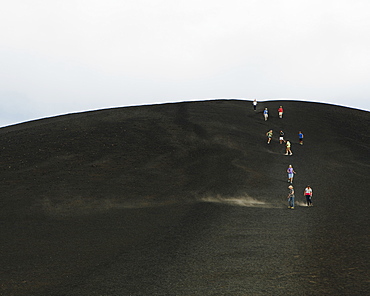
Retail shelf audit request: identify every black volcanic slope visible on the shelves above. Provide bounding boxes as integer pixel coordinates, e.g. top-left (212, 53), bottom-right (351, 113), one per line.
top-left (0, 100), bottom-right (369, 295)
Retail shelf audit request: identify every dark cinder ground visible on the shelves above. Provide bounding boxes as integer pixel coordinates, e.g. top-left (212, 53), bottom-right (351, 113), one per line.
top-left (0, 100), bottom-right (369, 295)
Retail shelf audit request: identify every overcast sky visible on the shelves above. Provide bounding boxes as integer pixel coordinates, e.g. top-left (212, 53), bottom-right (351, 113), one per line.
top-left (1, 0), bottom-right (369, 127)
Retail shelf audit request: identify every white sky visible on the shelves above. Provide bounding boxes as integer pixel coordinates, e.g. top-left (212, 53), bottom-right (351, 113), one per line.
top-left (1, 0), bottom-right (369, 127)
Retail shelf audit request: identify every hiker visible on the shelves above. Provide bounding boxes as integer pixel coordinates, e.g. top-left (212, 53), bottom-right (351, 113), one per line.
top-left (278, 106), bottom-right (284, 118)
top-left (253, 99), bottom-right (257, 111)
top-left (263, 108), bottom-right (268, 121)
top-left (287, 165), bottom-right (296, 183)
top-left (287, 185), bottom-right (295, 209)
top-left (285, 140), bottom-right (293, 155)
top-left (299, 131), bottom-right (304, 145)
top-left (304, 185), bottom-right (313, 206)
top-left (266, 130), bottom-right (273, 144)
top-left (279, 130), bottom-right (285, 144)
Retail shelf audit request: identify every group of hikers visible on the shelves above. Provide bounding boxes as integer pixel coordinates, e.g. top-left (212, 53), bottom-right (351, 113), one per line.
top-left (265, 129), bottom-right (303, 155)
top-left (253, 99), bottom-right (313, 209)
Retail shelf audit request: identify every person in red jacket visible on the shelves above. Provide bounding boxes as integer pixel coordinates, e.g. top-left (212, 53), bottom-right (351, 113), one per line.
top-left (278, 106), bottom-right (284, 118)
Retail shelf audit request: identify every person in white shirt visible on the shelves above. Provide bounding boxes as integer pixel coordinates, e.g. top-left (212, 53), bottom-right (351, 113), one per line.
top-left (304, 185), bottom-right (313, 206)
top-left (253, 99), bottom-right (257, 111)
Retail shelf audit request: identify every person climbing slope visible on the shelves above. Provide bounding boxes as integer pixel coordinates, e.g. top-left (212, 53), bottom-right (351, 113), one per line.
top-left (266, 130), bottom-right (273, 144)
top-left (278, 106), bottom-right (284, 118)
top-left (285, 140), bottom-right (293, 155)
top-left (304, 185), bottom-right (313, 206)
top-left (287, 185), bottom-right (295, 209)
top-left (263, 108), bottom-right (269, 121)
top-left (253, 99), bottom-right (257, 111)
top-left (279, 130), bottom-right (285, 144)
top-left (287, 165), bottom-right (296, 183)
top-left (298, 131), bottom-right (304, 145)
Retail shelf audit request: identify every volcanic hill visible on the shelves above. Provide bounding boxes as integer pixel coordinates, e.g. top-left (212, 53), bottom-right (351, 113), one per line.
top-left (0, 100), bottom-right (369, 295)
